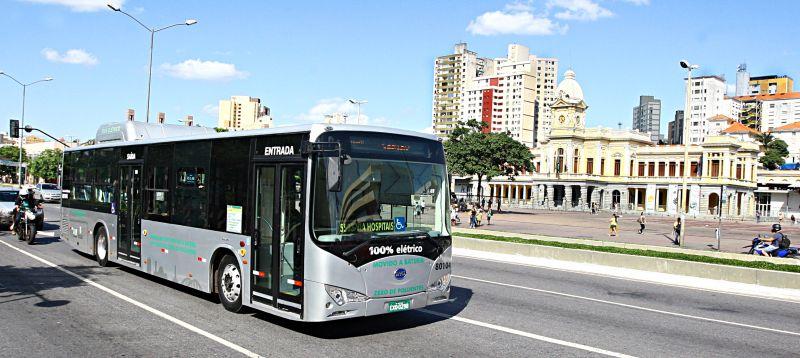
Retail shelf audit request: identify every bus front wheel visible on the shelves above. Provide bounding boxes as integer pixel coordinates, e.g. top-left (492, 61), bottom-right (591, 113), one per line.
top-left (217, 255), bottom-right (243, 312)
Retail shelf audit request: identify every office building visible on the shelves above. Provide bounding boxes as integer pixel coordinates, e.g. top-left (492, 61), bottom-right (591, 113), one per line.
top-left (667, 110), bottom-right (684, 145)
top-left (632, 95), bottom-right (661, 142)
top-left (218, 96), bottom-right (272, 130)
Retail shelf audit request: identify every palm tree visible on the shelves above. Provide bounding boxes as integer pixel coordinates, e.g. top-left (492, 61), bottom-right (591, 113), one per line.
top-left (755, 132), bottom-right (774, 147)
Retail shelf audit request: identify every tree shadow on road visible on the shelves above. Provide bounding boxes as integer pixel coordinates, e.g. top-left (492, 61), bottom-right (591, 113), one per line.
top-left (249, 286), bottom-right (474, 339)
top-left (0, 263), bottom-right (111, 308)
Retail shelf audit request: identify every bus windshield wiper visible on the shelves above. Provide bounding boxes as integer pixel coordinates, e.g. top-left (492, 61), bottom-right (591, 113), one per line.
top-left (342, 233), bottom-right (381, 259)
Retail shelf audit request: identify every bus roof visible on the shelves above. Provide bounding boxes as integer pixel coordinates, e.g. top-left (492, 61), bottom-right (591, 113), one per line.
top-left (68, 122), bottom-right (440, 152)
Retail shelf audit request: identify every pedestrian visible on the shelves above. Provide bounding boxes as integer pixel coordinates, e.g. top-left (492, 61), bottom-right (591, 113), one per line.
top-left (637, 212), bottom-right (646, 234)
top-left (792, 214), bottom-right (797, 225)
top-left (609, 214), bottom-right (619, 237)
top-left (481, 198), bottom-right (486, 210)
top-left (591, 202), bottom-right (596, 215)
top-left (487, 208), bottom-right (493, 225)
top-left (450, 206), bottom-right (458, 226)
top-left (476, 209), bottom-right (483, 226)
top-left (420, 199), bottom-right (426, 214)
top-left (415, 201), bottom-right (421, 216)
top-left (672, 217), bottom-right (682, 245)
top-left (756, 211), bottom-right (761, 223)
top-left (778, 212), bottom-right (784, 225)
top-left (469, 209), bottom-right (477, 228)
top-left (488, 198), bottom-right (493, 210)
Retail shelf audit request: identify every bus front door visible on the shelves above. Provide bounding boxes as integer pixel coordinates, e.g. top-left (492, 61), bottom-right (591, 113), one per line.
top-left (118, 165), bottom-right (142, 264)
top-left (252, 164), bottom-right (304, 314)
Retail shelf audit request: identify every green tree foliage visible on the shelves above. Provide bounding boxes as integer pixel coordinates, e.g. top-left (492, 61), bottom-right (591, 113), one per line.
top-left (756, 132), bottom-right (789, 170)
top-left (444, 120), bottom-right (532, 201)
top-left (29, 149), bottom-right (63, 181)
top-left (214, 127), bottom-right (229, 133)
top-left (0, 146), bottom-right (28, 179)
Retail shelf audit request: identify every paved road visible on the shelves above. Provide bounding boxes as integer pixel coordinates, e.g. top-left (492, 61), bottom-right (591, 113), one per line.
top-left (459, 207), bottom-right (800, 253)
top-left (0, 208), bottom-right (798, 357)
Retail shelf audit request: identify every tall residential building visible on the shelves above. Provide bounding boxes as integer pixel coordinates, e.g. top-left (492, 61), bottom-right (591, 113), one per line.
top-left (434, 43), bottom-right (558, 147)
top-left (685, 75), bottom-right (736, 144)
top-left (759, 92), bottom-right (800, 131)
top-left (218, 96), bottom-right (272, 130)
top-left (432, 43), bottom-right (488, 138)
top-left (631, 95), bottom-right (661, 142)
top-left (735, 63), bottom-right (750, 96)
top-left (668, 110), bottom-right (684, 144)
top-left (749, 75), bottom-right (794, 95)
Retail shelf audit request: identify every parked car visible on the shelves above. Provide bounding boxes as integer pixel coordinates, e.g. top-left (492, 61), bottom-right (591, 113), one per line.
top-left (35, 183), bottom-right (61, 203)
top-left (0, 188), bottom-right (17, 228)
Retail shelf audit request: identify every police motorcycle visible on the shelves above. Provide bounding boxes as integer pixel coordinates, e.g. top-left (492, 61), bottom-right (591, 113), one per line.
top-left (13, 189), bottom-right (44, 245)
top-left (745, 224), bottom-right (798, 258)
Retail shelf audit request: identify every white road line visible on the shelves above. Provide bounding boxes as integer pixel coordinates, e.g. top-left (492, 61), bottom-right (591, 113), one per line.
top-left (454, 274), bottom-right (800, 337)
top-left (420, 309), bottom-right (637, 358)
top-left (0, 240), bottom-right (263, 358)
top-left (454, 252), bottom-right (800, 304)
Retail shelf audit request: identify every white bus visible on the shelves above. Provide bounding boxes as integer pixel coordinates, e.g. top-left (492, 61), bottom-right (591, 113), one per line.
top-left (61, 121), bottom-right (452, 321)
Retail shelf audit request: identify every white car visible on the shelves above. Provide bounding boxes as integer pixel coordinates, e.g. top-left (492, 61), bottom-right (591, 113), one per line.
top-left (35, 183), bottom-right (61, 203)
top-left (0, 189), bottom-right (17, 227)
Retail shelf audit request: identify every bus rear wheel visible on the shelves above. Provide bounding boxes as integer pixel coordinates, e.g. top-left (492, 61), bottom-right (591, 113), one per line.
top-left (95, 227), bottom-right (109, 267)
top-left (217, 255), bottom-right (243, 312)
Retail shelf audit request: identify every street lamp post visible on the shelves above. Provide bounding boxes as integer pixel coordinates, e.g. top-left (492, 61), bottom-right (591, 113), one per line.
top-left (679, 60), bottom-right (699, 247)
top-left (107, 3), bottom-right (197, 123)
top-left (0, 71), bottom-right (53, 187)
top-left (348, 99), bottom-right (367, 124)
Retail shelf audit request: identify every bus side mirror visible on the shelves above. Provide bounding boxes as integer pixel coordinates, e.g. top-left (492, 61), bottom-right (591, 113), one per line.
top-left (326, 156), bottom-right (342, 192)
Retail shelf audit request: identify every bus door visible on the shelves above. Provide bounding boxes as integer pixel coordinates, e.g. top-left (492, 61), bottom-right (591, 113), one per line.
top-left (118, 164), bottom-right (143, 264)
top-left (252, 164), bottom-right (305, 314)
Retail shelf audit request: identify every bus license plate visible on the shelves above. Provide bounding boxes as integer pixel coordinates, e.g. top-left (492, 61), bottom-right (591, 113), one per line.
top-left (386, 299), bottom-right (411, 313)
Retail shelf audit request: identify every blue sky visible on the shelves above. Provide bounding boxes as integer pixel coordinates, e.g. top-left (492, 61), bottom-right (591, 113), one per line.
top-left (1, 0), bottom-right (799, 141)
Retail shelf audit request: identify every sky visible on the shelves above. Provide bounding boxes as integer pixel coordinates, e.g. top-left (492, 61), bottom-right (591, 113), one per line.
top-left (1, 0), bottom-right (799, 141)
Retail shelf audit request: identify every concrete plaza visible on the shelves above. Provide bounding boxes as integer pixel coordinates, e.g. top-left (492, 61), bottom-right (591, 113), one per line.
top-left (456, 207), bottom-right (800, 254)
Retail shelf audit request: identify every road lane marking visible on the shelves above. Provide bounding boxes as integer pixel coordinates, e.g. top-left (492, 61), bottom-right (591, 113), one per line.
top-left (454, 252), bottom-right (800, 304)
top-left (0, 239), bottom-right (263, 358)
top-left (420, 309), bottom-right (637, 358)
top-left (454, 274), bottom-right (800, 337)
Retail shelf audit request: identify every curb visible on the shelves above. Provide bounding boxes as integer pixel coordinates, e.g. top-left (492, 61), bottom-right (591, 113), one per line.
top-left (453, 236), bottom-right (800, 290)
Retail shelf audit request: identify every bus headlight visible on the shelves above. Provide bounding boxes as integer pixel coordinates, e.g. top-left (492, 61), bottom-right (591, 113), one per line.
top-left (429, 274), bottom-right (451, 292)
top-left (325, 284), bottom-right (367, 306)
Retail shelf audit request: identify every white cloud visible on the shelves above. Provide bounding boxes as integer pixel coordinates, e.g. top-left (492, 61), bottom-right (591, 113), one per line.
top-left (23, 0), bottom-right (124, 12)
top-left (295, 98), bottom-right (376, 124)
top-left (467, 3), bottom-right (567, 36)
top-left (202, 104), bottom-right (219, 116)
top-left (159, 59), bottom-right (249, 81)
top-left (548, 0), bottom-right (613, 21)
top-left (621, 0), bottom-right (650, 5)
top-left (41, 48), bottom-right (98, 66)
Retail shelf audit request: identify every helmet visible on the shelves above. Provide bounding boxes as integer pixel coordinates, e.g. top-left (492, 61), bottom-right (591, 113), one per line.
top-left (772, 223), bottom-right (782, 232)
top-left (18, 188), bottom-right (28, 197)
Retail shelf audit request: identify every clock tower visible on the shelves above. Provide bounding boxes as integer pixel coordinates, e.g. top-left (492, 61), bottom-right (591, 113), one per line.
top-left (551, 69), bottom-right (588, 130)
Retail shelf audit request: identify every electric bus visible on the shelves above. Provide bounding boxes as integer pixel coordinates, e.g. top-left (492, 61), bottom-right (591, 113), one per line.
top-left (61, 121), bottom-right (452, 321)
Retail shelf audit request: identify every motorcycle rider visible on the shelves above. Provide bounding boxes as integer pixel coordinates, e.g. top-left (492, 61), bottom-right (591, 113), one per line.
top-left (757, 223), bottom-right (785, 257)
top-left (10, 188), bottom-right (40, 232)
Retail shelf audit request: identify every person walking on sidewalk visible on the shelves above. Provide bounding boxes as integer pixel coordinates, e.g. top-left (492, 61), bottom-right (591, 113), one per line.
top-left (637, 212), bottom-right (646, 234)
top-left (476, 209), bottom-right (483, 226)
top-left (672, 217), bottom-right (682, 245)
top-left (486, 208), bottom-right (493, 225)
top-left (609, 214), bottom-right (619, 237)
top-left (469, 209), bottom-right (477, 229)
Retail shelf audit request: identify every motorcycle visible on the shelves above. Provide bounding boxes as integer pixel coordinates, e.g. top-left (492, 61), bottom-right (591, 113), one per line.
top-left (745, 235), bottom-right (799, 258)
top-left (14, 208), bottom-right (42, 245)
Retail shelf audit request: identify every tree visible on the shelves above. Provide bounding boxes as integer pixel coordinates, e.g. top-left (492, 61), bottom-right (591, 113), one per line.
top-left (756, 132), bottom-right (789, 170)
top-left (29, 149), bottom-right (62, 181)
top-left (444, 120), bottom-right (532, 203)
top-left (0, 146), bottom-right (28, 180)
top-left (214, 127), bottom-right (229, 133)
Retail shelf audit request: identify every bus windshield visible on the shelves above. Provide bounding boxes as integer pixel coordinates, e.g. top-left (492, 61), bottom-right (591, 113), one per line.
top-left (311, 132), bottom-right (450, 244)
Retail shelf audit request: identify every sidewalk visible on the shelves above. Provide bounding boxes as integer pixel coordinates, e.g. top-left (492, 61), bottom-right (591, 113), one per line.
top-left (461, 208), bottom-right (799, 254)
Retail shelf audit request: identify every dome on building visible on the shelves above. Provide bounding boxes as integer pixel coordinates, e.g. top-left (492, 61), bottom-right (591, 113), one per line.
top-left (556, 69), bottom-right (584, 102)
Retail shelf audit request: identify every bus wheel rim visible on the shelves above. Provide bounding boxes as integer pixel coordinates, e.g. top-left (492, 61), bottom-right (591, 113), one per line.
top-left (221, 264), bottom-right (241, 302)
top-left (98, 234), bottom-right (107, 259)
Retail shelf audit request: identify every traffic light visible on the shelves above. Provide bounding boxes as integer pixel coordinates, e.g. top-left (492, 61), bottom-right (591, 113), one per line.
top-left (9, 119), bottom-right (19, 138)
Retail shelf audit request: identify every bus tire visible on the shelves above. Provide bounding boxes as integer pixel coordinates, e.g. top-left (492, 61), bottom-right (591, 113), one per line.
top-left (217, 255), bottom-right (243, 312)
top-left (95, 226), bottom-right (109, 267)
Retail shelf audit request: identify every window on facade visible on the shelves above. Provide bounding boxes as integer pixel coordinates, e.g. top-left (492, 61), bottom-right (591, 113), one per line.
top-left (658, 162), bottom-right (666, 177)
top-left (614, 159), bottom-right (621, 176)
top-left (669, 162), bottom-right (676, 176)
top-left (736, 164), bottom-right (743, 179)
top-left (648, 162), bottom-right (655, 176)
top-left (638, 162), bottom-right (645, 176)
top-left (711, 160), bottom-right (720, 177)
top-left (630, 160), bottom-right (634, 176)
top-left (586, 158), bottom-right (594, 175)
top-left (690, 162), bottom-right (699, 177)
top-left (573, 149), bottom-right (579, 173)
top-left (600, 159), bottom-right (606, 176)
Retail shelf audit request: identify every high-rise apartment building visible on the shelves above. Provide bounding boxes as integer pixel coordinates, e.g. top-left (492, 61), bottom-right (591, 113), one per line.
top-left (749, 75), bottom-right (794, 95)
top-left (685, 75), bottom-right (738, 144)
top-left (218, 96), bottom-right (272, 130)
top-left (632, 95), bottom-right (661, 142)
top-left (668, 110), bottom-right (684, 144)
top-left (433, 43), bottom-right (558, 147)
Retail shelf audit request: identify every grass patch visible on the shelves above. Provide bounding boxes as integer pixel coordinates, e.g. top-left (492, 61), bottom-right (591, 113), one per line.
top-left (455, 232), bottom-right (800, 274)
